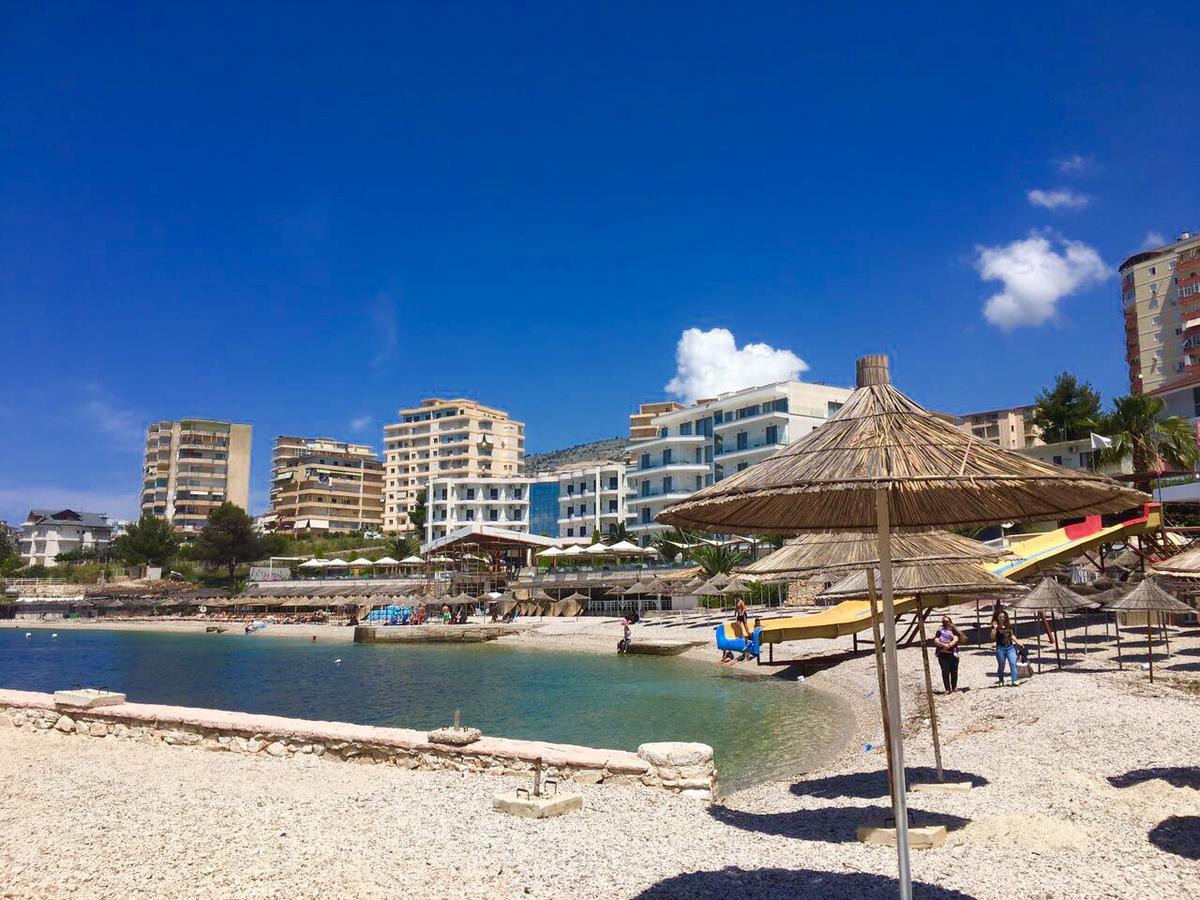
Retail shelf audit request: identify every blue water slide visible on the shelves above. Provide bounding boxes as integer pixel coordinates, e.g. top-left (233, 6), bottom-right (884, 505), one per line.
top-left (714, 624), bottom-right (761, 658)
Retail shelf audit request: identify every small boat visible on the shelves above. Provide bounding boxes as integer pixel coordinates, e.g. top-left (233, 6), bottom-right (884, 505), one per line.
top-left (619, 640), bottom-right (693, 657)
top-left (205, 625), bottom-right (228, 634)
top-left (244, 621), bottom-right (267, 635)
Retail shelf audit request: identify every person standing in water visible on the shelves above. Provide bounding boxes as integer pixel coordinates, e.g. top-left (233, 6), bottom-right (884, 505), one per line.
top-left (933, 615), bottom-right (965, 693)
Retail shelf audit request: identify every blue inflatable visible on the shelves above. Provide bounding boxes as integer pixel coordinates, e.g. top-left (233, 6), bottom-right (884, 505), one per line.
top-left (714, 623), bottom-right (761, 658)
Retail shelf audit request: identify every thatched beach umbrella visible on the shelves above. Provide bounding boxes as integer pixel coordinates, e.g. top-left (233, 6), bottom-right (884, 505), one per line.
top-left (1150, 542), bottom-right (1200, 579)
top-left (658, 354), bottom-right (1147, 898)
top-left (737, 530), bottom-right (1004, 578)
top-left (1008, 578), bottom-right (1090, 670)
top-left (1106, 578), bottom-right (1193, 683)
top-left (821, 561), bottom-right (1026, 781)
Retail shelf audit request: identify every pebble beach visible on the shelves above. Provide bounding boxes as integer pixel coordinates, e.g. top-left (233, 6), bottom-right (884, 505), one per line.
top-left (1, 614), bottom-right (1198, 898)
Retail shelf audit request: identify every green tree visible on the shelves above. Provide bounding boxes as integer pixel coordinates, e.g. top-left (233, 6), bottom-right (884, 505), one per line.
top-left (690, 544), bottom-right (746, 578)
top-left (591, 528), bottom-right (602, 544)
top-left (1030, 372), bottom-right (1102, 442)
top-left (408, 490), bottom-right (428, 533)
top-left (112, 514), bottom-right (180, 567)
top-left (191, 503), bottom-right (262, 580)
top-left (1097, 394), bottom-right (1200, 475)
top-left (651, 528), bottom-right (702, 562)
top-left (606, 522), bottom-right (633, 544)
top-left (384, 534), bottom-right (421, 560)
top-left (0, 532), bottom-right (16, 563)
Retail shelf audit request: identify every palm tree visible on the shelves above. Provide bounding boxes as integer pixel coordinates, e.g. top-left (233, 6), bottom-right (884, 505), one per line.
top-left (652, 528), bottom-right (702, 562)
top-left (384, 534), bottom-right (421, 560)
top-left (1097, 394), bottom-right (1200, 475)
top-left (606, 522), bottom-right (633, 544)
top-left (690, 544), bottom-right (746, 577)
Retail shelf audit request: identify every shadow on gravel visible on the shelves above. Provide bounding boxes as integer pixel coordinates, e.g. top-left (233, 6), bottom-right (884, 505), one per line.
top-left (634, 865), bottom-right (975, 899)
top-left (1107, 766), bottom-right (1200, 791)
top-left (790, 767), bottom-right (988, 800)
top-left (708, 803), bottom-right (970, 842)
top-left (1149, 816), bottom-right (1200, 861)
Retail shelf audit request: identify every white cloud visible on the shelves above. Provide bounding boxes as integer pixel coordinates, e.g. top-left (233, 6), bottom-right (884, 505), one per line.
top-left (81, 384), bottom-right (144, 451)
top-left (1027, 188), bottom-right (1090, 211)
top-left (665, 328), bottom-right (808, 404)
top-left (976, 233), bottom-right (1109, 330)
top-left (1141, 231), bottom-right (1166, 250)
top-left (0, 485), bottom-right (139, 524)
top-left (349, 414), bottom-right (374, 432)
top-left (1057, 154), bottom-right (1095, 175)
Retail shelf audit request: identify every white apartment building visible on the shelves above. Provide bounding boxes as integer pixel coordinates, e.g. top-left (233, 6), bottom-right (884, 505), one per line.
top-left (554, 460), bottom-right (627, 541)
top-left (627, 380), bottom-right (854, 542)
top-left (19, 509), bottom-right (115, 568)
top-left (1018, 438), bottom-right (1131, 477)
top-left (141, 419), bottom-right (252, 534)
top-left (424, 476), bottom-right (532, 542)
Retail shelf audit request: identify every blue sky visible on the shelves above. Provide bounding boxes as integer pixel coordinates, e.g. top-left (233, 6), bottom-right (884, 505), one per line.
top-left (3, 2), bottom-right (1197, 523)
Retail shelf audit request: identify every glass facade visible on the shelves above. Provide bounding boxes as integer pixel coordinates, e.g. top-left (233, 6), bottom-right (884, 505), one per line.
top-left (528, 480), bottom-right (560, 537)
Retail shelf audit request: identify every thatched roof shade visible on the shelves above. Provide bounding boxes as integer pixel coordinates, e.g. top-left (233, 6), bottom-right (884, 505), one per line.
top-left (737, 531), bottom-right (1003, 578)
top-left (560, 592), bottom-right (589, 602)
top-left (1106, 578), bottom-right (1194, 614)
top-left (819, 561), bottom-right (1026, 601)
top-left (657, 357), bottom-right (1148, 534)
top-left (603, 585), bottom-right (627, 597)
top-left (707, 572), bottom-right (731, 588)
top-left (720, 578), bottom-right (752, 594)
top-left (623, 581), bottom-right (653, 595)
top-left (1007, 577), bottom-right (1089, 612)
top-left (1150, 542), bottom-right (1200, 580)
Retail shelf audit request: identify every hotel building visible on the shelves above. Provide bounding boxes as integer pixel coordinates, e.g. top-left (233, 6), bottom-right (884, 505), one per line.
top-left (383, 399), bottom-right (525, 533)
top-left (140, 419), bottom-right (252, 533)
top-left (629, 401), bottom-right (684, 443)
top-left (19, 509), bottom-right (114, 568)
top-left (957, 405), bottom-right (1042, 450)
top-left (627, 380), bottom-right (854, 543)
top-left (265, 436), bottom-right (384, 534)
top-left (1120, 231), bottom-right (1200, 394)
top-left (555, 460), bottom-right (628, 541)
top-left (424, 476), bottom-right (532, 542)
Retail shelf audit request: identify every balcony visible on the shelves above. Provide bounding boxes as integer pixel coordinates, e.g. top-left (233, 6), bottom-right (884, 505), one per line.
top-left (634, 459), bottom-right (709, 475)
top-left (629, 433), bottom-right (708, 452)
top-left (715, 440), bottom-right (786, 461)
top-left (626, 489), bottom-right (693, 508)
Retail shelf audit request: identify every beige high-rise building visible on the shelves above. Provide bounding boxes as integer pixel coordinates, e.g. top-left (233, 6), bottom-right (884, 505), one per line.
top-left (141, 419), bottom-right (252, 534)
top-left (1121, 231), bottom-right (1200, 394)
top-left (957, 405), bottom-right (1042, 450)
top-left (266, 436), bottom-right (384, 534)
top-left (383, 399), bottom-right (524, 533)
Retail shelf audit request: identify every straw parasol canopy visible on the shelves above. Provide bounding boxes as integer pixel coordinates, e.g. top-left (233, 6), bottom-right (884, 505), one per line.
top-left (652, 354), bottom-right (1149, 900)
top-left (719, 577), bottom-right (752, 595)
top-left (623, 581), bottom-right (654, 595)
top-left (706, 572), bottom-right (732, 588)
top-left (658, 357), bottom-right (1146, 535)
top-left (1149, 542), bottom-right (1200, 579)
top-left (1008, 577), bottom-right (1089, 612)
top-left (1106, 578), bottom-right (1193, 614)
top-left (738, 531), bottom-right (1004, 578)
top-left (445, 592), bottom-right (478, 606)
top-left (529, 588), bottom-right (554, 602)
top-left (695, 580), bottom-right (726, 597)
top-left (603, 585), bottom-right (628, 597)
top-left (560, 592), bottom-right (589, 603)
top-left (818, 561), bottom-right (1025, 601)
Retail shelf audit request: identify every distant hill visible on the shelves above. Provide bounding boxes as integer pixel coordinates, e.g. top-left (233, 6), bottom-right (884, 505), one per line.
top-left (525, 436), bottom-right (630, 473)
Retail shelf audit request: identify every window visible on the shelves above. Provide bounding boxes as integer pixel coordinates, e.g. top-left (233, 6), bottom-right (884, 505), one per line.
top-left (737, 462), bottom-right (749, 472)
top-left (736, 432), bottom-right (749, 451)
top-left (1052, 455), bottom-right (1063, 466)
top-left (567, 527), bottom-right (574, 537)
top-left (640, 509), bottom-right (651, 524)
top-left (608, 476), bottom-right (618, 490)
top-left (513, 487), bottom-right (523, 500)
top-left (567, 505), bottom-right (574, 517)
top-left (1153, 315), bottom-right (1161, 325)
top-left (662, 448), bottom-right (672, 465)
top-left (663, 476), bottom-right (673, 493)
top-left (695, 475), bottom-right (703, 491)
top-left (640, 453), bottom-right (650, 470)
top-left (567, 483), bottom-right (575, 495)
top-left (489, 509), bottom-right (498, 522)
top-left (466, 488), bottom-right (475, 500)
top-left (1150, 267), bottom-right (1157, 275)
top-left (679, 422), bottom-right (692, 435)
top-left (827, 401), bottom-right (843, 417)
top-left (1150, 296), bottom-right (1160, 309)
top-left (608, 500), bottom-right (618, 513)
top-left (765, 425), bottom-right (779, 445)
top-left (489, 488), bottom-right (499, 500)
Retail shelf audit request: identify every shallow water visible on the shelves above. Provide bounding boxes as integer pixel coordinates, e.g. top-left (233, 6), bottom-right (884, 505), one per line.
top-left (0, 628), bottom-right (853, 791)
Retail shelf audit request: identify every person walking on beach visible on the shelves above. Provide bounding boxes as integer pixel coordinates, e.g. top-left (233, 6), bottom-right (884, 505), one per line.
top-left (933, 615), bottom-right (964, 693)
top-left (991, 609), bottom-right (1022, 686)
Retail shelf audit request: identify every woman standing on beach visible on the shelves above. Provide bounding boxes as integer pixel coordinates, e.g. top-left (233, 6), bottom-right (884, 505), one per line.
top-left (933, 616), bottom-right (964, 693)
top-left (990, 609), bottom-right (1022, 686)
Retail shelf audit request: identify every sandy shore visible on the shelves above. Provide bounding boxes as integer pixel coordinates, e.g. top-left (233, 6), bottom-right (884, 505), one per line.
top-left (1, 618), bottom-right (359, 642)
top-left (2, 610), bottom-right (1198, 898)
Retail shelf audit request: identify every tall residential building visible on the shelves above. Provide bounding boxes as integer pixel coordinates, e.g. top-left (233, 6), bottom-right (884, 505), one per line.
top-left (141, 419), bottom-right (252, 533)
top-left (630, 401), bottom-right (684, 443)
top-left (1120, 230), bottom-right (1200, 394)
top-left (266, 436), bottom-right (384, 534)
top-left (957, 405), bottom-right (1042, 450)
top-left (627, 380), bottom-right (854, 543)
top-left (383, 398), bottom-right (525, 533)
top-left (19, 509), bottom-right (114, 568)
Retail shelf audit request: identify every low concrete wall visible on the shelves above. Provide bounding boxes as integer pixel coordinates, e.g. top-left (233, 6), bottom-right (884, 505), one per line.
top-left (0, 689), bottom-right (717, 800)
top-left (353, 624), bottom-right (523, 643)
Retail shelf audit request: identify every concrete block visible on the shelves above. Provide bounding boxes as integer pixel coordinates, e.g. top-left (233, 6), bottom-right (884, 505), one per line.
top-left (856, 822), bottom-right (947, 850)
top-left (911, 782), bottom-right (973, 794)
top-left (492, 792), bottom-right (582, 819)
top-left (54, 689), bottom-right (126, 709)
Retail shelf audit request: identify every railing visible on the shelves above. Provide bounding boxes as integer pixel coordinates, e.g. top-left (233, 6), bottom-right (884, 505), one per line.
top-left (715, 440), bottom-right (783, 457)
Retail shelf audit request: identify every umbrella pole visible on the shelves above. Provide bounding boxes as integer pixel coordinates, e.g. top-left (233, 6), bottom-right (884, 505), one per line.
top-left (874, 489), bottom-right (913, 900)
top-left (866, 570), bottom-right (896, 788)
top-left (975, 598), bottom-right (981, 637)
top-left (1147, 613), bottom-right (1155, 684)
top-left (1163, 614), bottom-right (1171, 659)
top-left (1053, 612), bottom-right (1063, 671)
top-left (1035, 612), bottom-right (1042, 675)
top-left (1113, 611), bottom-right (1123, 671)
top-left (914, 596), bottom-right (944, 782)
top-left (1083, 612), bottom-right (1089, 658)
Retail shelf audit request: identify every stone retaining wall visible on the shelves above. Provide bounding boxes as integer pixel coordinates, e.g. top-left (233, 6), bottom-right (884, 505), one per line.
top-left (0, 689), bottom-right (717, 801)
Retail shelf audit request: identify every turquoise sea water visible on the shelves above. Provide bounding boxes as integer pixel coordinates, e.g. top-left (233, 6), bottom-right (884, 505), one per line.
top-left (0, 627), bottom-right (852, 791)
